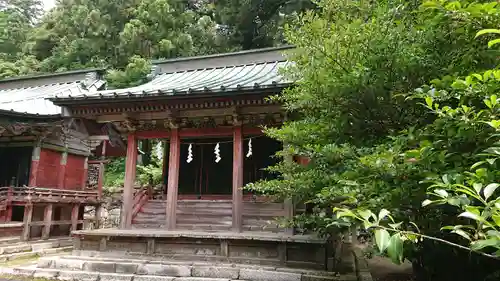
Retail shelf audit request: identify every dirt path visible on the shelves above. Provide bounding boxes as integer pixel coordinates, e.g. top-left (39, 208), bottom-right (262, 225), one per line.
top-left (366, 255), bottom-right (415, 281)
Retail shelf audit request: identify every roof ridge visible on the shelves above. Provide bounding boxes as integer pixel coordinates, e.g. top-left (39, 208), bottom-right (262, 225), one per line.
top-left (0, 80), bottom-right (82, 92)
top-left (156, 60), bottom-right (286, 76)
top-left (152, 45), bottom-right (293, 65)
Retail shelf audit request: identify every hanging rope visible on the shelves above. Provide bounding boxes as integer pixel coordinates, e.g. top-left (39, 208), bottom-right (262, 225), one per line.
top-left (187, 143), bottom-right (193, 163)
top-left (214, 143), bottom-right (221, 163)
top-left (246, 138), bottom-right (253, 158)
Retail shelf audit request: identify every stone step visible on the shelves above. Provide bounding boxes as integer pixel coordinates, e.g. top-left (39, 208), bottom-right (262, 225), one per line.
top-left (0, 246), bottom-right (72, 262)
top-left (0, 236), bottom-right (20, 245)
top-left (0, 238), bottom-right (72, 255)
top-left (20, 255), bottom-right (345, 281)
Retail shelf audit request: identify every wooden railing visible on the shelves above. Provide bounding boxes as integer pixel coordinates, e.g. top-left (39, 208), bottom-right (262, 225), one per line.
top-left (0, 186), bottom-right (99, 203)
top-left (132, 187), bottom-right (150, 220)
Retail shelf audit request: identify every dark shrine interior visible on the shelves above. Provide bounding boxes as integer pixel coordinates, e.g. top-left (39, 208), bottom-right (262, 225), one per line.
top-left (0, 146), bottom-right (32, 187)
top-left (164, 136), bottom-right (282, 196)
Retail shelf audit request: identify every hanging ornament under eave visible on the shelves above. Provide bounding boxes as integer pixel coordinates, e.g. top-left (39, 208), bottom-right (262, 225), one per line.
top-left (246, 138), bottom-right (252, 158)
top-left (187, 144), bottom-right (193, 163)
top-left (214, 143), bottom-right (221, 163)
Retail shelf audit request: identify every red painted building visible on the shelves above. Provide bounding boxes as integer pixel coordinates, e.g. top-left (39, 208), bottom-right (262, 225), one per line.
top-left (48, 46), bottom-right (297, 232)
top-left (0, 69), bottom-right (106, 239)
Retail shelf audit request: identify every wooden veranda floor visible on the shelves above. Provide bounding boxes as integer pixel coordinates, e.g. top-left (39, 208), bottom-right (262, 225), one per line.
top-left (72, 228), bottom-right (327, 244)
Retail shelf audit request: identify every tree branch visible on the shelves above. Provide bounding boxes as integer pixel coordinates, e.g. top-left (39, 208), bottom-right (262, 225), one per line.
top-left (376, 225), bottom-right (500, 260)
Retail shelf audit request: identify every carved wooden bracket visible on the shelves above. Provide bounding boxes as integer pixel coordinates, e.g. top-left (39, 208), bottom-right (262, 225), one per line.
top-left (9, 123), bottom-right (28, 135)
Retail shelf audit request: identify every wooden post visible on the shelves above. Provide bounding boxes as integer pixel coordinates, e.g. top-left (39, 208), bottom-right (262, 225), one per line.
top-left (97, 141), bottom-right (107, 199)
top-left (120, 134), bottom-right (138, 228)
top-left (94, 204), bottom-right (102, 229)
top-left (283, 146), bottom-right (295, 235)
top-left (6, 187), bottom-right (13, 222)
top-left (21, 204), bottom-right (33, 241)
top-left (42, 204), bottom-right (53, 239)
top-left (161, 140), bottom-right (168, 195)
top-left (166, 128), bottom-right (180, 230)
top-left (58, 151), bottom-right (68, 189)
top-left (81, 157), bottom-right (89, 189)
top-left (28, 142), bottom-right (41, 186)
top-left (232, 124), bottom-right (243, 232)
top-left (70, 204), bottom-right (80, 232)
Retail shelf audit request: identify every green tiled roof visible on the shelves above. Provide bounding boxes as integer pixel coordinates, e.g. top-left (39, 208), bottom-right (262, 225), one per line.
top-left (52, 61), bottom-right (291, 102)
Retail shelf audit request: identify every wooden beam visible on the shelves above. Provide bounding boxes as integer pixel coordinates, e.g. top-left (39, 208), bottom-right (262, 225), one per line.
top-left (136, 127), bottom-right (263, 139)
top-left (120, 134), bottom-right (138, 228)
top-left (232, 124), bottom-right (244, 232)
top-left (21, 204), bottom-right (33, 241)
top-left (70, 204), bottom-right (80, 233)
top-left (42, 204), bottom-right (53, 239)
top-left (166, 128), bottom-right (180, 230)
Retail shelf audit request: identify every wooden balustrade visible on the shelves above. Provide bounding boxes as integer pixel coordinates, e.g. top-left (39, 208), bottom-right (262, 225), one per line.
top-left (0, 186), bottom-right (99, 203)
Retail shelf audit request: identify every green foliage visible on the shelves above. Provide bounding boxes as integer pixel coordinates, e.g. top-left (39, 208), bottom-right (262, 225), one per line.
top-left (106, 55), bottom-right (151, 89)
top-left (0, 0), bottom-right (310, 82)
top-left (104, 140), bottom-right (164, 190)
top-left (103, 158), bottom-right (126, 191)
top-left (245, 1), bottom-right (500, 278)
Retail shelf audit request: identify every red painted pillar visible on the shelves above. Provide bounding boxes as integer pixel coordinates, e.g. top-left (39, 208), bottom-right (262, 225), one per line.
top-left (58, 151), bottom-right (68, 189)
top-left (161, 140), bottom-right (168, 193)
top-left (120, 134), bottom-right (138, 229)
top-left (232, 124), bottom-right (243, 232)
top-left (166, 128), bottom-right (180, 230)
top-left (81, 157), bottom-right (88, 190)
top-left (97, 141), bottom-right (107, 198)
top-left (5, 187), bottom-right (12, 222)
top-left (28, 144), bottom-right (41, 186)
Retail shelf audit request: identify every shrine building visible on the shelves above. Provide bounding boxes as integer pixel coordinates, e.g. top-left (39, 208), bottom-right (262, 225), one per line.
top-left (0, 47), bottom-right (342, 273)
top-left (0, 69), bottom-right (106, 239)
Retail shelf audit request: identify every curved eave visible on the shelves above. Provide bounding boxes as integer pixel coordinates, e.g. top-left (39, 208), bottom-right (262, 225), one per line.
top-left (50, 83), bottom-right (292, 106)
top-left (0, 109), bottom-right (61, 120)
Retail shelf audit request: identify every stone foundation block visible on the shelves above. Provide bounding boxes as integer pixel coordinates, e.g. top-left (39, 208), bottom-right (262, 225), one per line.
top-left (0, 244), bottom-right (31, 254)
top-left (31, 242), bottom-right (58, 252)
top-left (300, 275), bottom-right (337, 281)
top-left (192, 266), bottom-right (239, 279)
top-left (83, 261), bottom-right (117, 272)
top-left (276, 268), bottom-right (335, 277)
top-left (337, 273), bottom-right (358, 281)
top-left (134, 276), bottom-right (176, 281)
top-left (58, 270), bottom-right (99, 281)
top-left (174, 277), bottom-right (231, 281)
top-left (115, 263), bottom-right (139, 274)
top-left (136, 264), bottom-right (191, 277)
top-left (54, 259), bottom-right (85, 270)
top-left (99, 272), bottom-right (134, 281)
top-left (239, 269), bottom-right (301, 281)
top-left (37, 257), bottom-right (53, 268)
top-left (12, 267), bottom-right (34, 277)
top-left (34, 269), bottom-right (59, 279)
